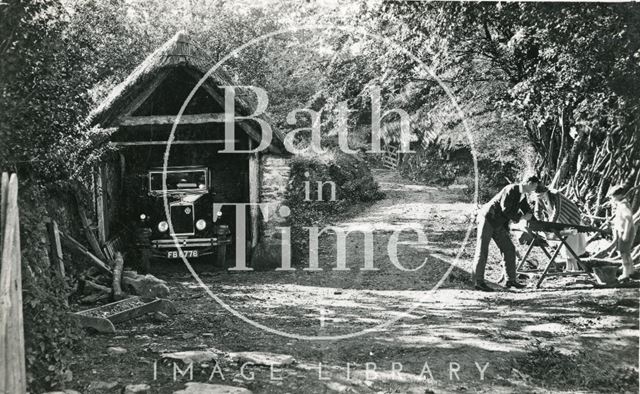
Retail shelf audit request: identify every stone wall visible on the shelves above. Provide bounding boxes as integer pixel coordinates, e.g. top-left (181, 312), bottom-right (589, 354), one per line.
top-left (259, 154), bottom-right (291, 238)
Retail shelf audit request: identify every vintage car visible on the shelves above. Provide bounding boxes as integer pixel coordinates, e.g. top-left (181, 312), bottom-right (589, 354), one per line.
top-left (134, 165), bottom-right (231, 270)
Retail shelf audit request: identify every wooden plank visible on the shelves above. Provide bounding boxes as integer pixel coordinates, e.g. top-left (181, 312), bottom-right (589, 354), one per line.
top-left (46, 221), bottom-right (65, 277)
top-left (117, 113), bottom-right (227, 127)
top-left (59, 231), bottom-right (112, 275)
top-left (110, 139), bottom-right (235, 147)
top-left (76, 295), bottom-right (134, 316)
top-left (0, 173), bottom-right (27, 393)
top-left (0, 172), bottom-right (8, 259)
top-left (107, 298), bottom-right (176, 324)
top-left (77, 200), bottom-right (108, 262)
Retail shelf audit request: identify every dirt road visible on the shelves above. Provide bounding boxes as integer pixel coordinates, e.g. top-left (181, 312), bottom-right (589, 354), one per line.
top-left (70, 170), bottom-right (639, 393)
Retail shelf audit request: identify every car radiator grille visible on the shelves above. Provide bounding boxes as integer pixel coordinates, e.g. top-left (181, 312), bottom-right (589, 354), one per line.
top-left (170, 204), bottom-right (194, 234)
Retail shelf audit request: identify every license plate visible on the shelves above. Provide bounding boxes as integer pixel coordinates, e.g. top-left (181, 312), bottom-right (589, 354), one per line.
top-left (167, 250), bottom-right (199, 258)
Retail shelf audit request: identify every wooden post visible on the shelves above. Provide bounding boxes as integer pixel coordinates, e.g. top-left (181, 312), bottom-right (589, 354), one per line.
top-left (0, 173), bottom-right (7, 258)
top-left (119, 152), bottom-right (126, 194)
top-left (46, 220), bottom-right (65, 277)
top-left (248, 138), bottom-right (260, 249)
top-left (0, 173), bottom-right (27, 394)
top-left (96, 164), bottom-right (107, 244)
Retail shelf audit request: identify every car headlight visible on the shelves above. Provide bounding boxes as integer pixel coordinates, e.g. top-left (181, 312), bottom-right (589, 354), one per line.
top-left (196, 219), bottom-right (207, 231)
top-left (158, 221), bottom-right (169, 232)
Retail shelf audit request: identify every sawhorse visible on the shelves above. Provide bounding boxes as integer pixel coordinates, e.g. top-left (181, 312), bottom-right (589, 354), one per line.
top-left (516, 229), bottom-right (594, 288)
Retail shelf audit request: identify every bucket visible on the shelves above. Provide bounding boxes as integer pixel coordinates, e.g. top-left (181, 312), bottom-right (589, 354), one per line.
top-left (593, 266), bottom-right (619, 285)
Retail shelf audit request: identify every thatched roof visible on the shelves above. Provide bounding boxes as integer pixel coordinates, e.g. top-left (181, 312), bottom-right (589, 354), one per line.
top-left (88, 31), bottom-right (285, 152)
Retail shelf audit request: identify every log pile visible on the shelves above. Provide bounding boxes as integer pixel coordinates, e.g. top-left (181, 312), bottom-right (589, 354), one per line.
top-left (46, 201), bottom-right (169, 305)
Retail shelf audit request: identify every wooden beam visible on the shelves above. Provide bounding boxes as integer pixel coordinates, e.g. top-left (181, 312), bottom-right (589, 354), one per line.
top-left (120, 70), bottom-right (171, 118)
top-left (107, 298), bottom-right (176, 324)
top-left (59, 230), bottom-right (112, 275)
top-left (117, 113), bottom-right (227, 127)
top-left (119, 152), bottom-right (126, 191)
top-left (182, 68), bottom-right (281, 154)
top-left (110, 139), bottom-right (236, 147)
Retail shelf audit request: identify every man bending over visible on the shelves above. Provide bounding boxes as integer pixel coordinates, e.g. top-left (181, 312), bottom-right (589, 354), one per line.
top-left (472, 176), bottom-right (539, 291)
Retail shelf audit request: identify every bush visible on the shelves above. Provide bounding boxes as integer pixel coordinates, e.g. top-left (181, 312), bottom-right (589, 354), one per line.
top-left (284, 150), bottom-right (384, 263)
top-left (19, 183), bottom-right (83, 392)
top-left (399, 145), bottom-right (466, 186)
top-left (399, 145), bottom-right (519, 203)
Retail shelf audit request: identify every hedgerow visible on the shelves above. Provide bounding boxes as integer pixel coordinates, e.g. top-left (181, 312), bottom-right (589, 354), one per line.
top-left (19, 184), bottom-right (83, 393)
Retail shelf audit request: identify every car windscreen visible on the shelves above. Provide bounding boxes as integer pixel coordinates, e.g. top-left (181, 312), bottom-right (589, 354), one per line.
top-left (149, 170), bottom-right (207, 191)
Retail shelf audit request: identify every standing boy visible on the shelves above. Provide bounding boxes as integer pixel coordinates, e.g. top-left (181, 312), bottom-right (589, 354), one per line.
top-left (608, 185), bottom-right (636, 281)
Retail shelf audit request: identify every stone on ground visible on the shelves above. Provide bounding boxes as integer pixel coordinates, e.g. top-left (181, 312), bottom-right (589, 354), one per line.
top-left (87, 380), bottom-right (119, 391)
top-left (174, 383), bottom-right (252, 394)
top-left (162, 350), bottom-right (220, 364)
top-left (107, 346), bottom-right (127, 354)
top-left (153, 311), bottom-right (169, 322)
top-left (228, 351), bottom-right (295, 367)
top-left (122, 272), bottom-right (170, 298)
top-left (324, 381), bottom-right (352, 392)
top-left (124, 383), bottom-right (151, 393)
top-left (43, 391), bottom-right (81, 394)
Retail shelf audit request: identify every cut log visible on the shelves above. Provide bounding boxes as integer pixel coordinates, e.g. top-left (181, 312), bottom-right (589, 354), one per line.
top-left (79, 292), bottom-right (110, 305)
top-left (112, 252), bottom-right (125, 300)
top-left (83, 279), bottom-right (111, 295)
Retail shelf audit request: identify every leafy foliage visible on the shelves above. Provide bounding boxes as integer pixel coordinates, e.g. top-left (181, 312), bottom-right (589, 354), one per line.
top-left (19, 184), bottom-right (82, 392)
top-left (358, 2), bottom-right (640, 213)
top-left (285, 150), bottom-right (383, 262)
top-left (515, 341), bottom-right (638, 392)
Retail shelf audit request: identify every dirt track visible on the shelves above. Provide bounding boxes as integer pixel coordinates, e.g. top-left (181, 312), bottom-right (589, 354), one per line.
top-left (70, 170), bottom-right (639, 393)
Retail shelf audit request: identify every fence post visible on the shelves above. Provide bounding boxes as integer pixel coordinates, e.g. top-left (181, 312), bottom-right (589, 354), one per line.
top-left (46, 220), bottom-right (65, 278)
top-left (0, 172), bottom-right (27, 394)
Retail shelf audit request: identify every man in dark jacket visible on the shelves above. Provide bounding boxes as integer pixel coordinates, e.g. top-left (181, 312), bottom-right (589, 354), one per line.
top-left (472, 176), bottom-right (540, 291)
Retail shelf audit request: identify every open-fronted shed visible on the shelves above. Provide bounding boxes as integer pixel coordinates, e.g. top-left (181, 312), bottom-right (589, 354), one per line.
top-left (88, 32), bottom-right (291, 264)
